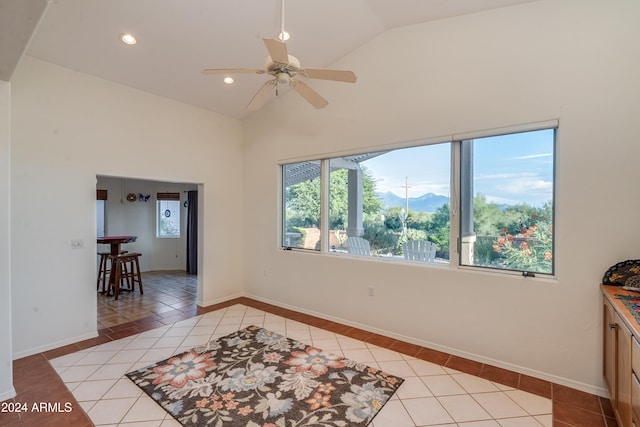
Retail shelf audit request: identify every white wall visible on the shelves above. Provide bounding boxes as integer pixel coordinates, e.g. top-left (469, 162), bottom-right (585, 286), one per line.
top-left (10, 56), bottom-right (245, 358)
top-left (96, 176), bottom-right (197, 272)
top-left (242, 0), bottom-right (640, 395)
top-left (0, 82), bottom-right (15, 400)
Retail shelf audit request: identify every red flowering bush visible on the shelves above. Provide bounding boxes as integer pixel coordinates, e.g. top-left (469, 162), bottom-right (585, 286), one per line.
top-left (492, 214), bottom-right (553, 274)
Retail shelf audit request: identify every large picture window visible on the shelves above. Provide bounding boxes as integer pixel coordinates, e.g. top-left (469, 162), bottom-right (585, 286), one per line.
top-left (280, 123), bottom-right (556, 276)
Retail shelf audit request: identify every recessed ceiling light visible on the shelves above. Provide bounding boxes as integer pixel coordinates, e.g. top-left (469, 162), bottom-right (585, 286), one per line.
top-left (223, 77), bottom-right (234, 84)
top-left (120, 33), bottom-right (137, 45)
top-left (278, 31), bottom-right (290, 41)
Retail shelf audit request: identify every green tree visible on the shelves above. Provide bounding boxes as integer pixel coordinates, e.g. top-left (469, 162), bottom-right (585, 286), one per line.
top-left (383, 206), bottom-right (404, 231)
top-left (286, 167), bottom-right (382, 230)
top-left (406, 211), bottom-right (432, 231)
top-left (285, 178), bottom-right (321, 227)
top-left (427, 203), bottom-right (451, 258)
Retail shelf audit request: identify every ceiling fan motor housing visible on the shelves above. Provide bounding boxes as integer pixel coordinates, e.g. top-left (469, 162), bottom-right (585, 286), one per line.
top-left (265, 54), bottom-right (300, 76)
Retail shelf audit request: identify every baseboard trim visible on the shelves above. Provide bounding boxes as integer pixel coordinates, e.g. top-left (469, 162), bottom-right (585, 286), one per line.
top-left (12, 331), bottom-right (98, 360)
top-left (198, 292), bottom-right (244, 308)
top-left (0, 387), bottom-right (16, 401)
top-left (243, 292), bottom-right (607, 398)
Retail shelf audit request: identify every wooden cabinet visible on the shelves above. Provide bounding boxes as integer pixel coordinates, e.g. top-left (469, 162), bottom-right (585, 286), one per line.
top-left (618, 313), bottom-right (632, 426)
top-left (604, 298), bottom-right (617, 399)
top-left (632, 336), bottom-right (640, 423)
top-left (603, 288), bottom-right (639, 427)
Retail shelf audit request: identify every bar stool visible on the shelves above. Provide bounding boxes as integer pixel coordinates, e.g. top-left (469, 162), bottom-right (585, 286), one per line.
top-left (97, 250), bottom-right (129, 294)
top-left (96, 252), bottom-right (111, 293)
top-left (109, 253), bottom-right (142, 300)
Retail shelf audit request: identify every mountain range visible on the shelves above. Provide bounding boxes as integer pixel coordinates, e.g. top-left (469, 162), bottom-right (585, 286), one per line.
top-left (377, 191), bottom-right (449, 213)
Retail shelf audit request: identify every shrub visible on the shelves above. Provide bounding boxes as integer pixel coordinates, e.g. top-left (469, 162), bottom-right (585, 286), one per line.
top-left (492, 214), bottom-right (553, 274)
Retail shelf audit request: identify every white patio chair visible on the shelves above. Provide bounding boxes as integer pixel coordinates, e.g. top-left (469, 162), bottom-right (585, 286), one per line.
top-left (347, 236), bottom-right (371, 256)
top-left (402, 240), bottom-right (436, 262)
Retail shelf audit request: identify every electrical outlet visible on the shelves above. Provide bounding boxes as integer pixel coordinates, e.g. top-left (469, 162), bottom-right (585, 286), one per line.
top-left (368, 287), bottom-right (374, 297)
top-left (71, 239), bottom-right (84, 249)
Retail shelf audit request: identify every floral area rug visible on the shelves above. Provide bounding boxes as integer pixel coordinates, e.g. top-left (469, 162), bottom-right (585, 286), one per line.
top-left (126, 325), bottom-right (404, 427)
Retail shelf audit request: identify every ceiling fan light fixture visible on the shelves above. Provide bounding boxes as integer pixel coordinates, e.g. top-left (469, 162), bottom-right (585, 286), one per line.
top-left (276, 73), bottom-right (290, 84)
top-left (223, 76), bottom-right (234, 84)
top-left (120, 33), bottom-right (137, 45)
top-left (278, 31), bottom-right (290, 41)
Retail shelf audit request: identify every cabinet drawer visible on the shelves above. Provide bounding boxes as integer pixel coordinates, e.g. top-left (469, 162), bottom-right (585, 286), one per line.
top-left (634, 336), bottom-right (640, 375)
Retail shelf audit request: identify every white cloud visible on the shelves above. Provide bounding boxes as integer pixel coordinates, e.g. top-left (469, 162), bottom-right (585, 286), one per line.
top-left (511, 153), bottom-right (553, 160)
top-left (474, 172), bottom-right (553, 206)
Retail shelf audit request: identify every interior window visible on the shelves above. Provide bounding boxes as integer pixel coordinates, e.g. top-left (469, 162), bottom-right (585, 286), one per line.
top-left (157, 199), bottom-right (181, 238)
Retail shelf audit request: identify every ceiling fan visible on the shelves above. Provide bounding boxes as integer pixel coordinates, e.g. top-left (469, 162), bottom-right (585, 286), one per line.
top-left (202, 0), bottom-right (357, 111)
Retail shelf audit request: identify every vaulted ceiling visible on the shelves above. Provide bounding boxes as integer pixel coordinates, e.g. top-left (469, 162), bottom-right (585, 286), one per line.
top-left (2, 0), bottom-right (539, 119)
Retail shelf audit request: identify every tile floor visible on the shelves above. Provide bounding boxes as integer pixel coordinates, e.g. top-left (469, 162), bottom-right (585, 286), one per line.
top-left (53, 303), bottom-right (554, 426)
top-left (0, 272), bottom-right (618, 426)
top-left (97, 271), bottom-right (198, 329)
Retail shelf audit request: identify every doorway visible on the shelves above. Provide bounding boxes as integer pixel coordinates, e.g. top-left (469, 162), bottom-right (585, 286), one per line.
top-left (96, 176), bottom-right (201, 328)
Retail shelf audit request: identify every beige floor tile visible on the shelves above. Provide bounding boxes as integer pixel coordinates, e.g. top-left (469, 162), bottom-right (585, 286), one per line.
top-left (102, 378), bottom-right (144, 400)
top-left (404, 357), bottom-right (448, 376)
top-left (371, 400), bottom-right (415, 427)
top-left (437, 394), bottom-right (492, 423)
top-left (108, 348), bottom-right (148, 364)
top-left (72, 379), bottom-right (118, 402)
top-left (87, 363), bottom-right (135, 381)
top-left (497, 417), bottom-right (546, 426)
top-left (452, 372), bottom-right (501, 393)
top-left (504, 389), bottom-right (552, 415)
top-left (55, 293), bottom-right (557, 427)
top-left (402, 397), bottom-right (455, 425)
top-left (471, 391), bottom-right (529, 419)
top-left (395, 376), bottom-right (433, 399)
top-left (120, 396), bottom-right (168, 423)
top-left (377, 359), bottom-right (418, 378)
top-left (77, 350), bottom-right (119, 365)
top-left (421, 374), bottom-right (467, 396)
top-left (159, 417), bottom-right (182, 426)
top-left (87, 397), bottom-right (139, 425)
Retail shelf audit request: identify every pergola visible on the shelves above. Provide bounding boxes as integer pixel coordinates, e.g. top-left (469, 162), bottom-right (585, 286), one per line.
top-left (283, 152), bottom-right (387, 237)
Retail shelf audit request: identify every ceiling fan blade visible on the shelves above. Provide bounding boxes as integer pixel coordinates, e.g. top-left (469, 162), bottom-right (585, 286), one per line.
top-left (302, 68), bottom-right (357, 83)
top-left (290, 80), bottom-right (328, 109)
top-left (202, 68), bottom-right (265, 75)
top-left (263, 38), bottom-right (289, 64)
top-left (246, 79), bottom-right (277, 111)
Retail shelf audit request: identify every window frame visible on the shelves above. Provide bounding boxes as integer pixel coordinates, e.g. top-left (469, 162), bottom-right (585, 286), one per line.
top-left (279, 120), bottom-right (557, 278)
top-left (156, 193), bottom-right (181, 239)
top-left (281, 161), bottom-right (323, 251)
top-left (455, 128), bottom-right (556, 276)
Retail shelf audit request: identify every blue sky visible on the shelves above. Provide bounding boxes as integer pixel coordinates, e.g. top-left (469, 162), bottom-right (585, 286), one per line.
top-left (362, 129), bottom-right (554, 207)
